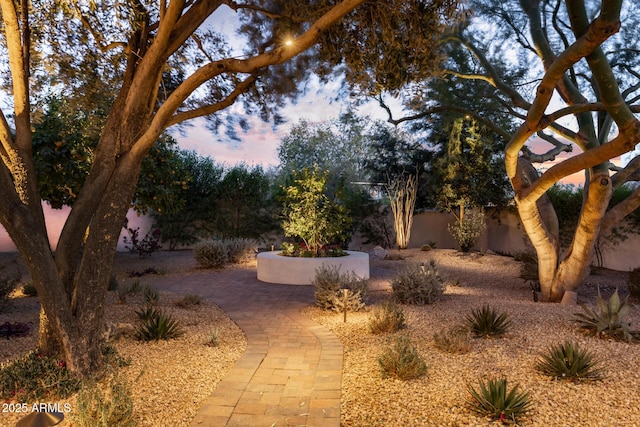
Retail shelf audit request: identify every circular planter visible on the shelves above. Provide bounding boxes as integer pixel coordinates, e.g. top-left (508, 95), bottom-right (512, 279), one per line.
top-left (257, 251), bottom-right (370, 285)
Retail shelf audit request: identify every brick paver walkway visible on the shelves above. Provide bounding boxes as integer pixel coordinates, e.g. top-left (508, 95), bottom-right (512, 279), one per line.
top-left (149, 268), bottom-right (343, 427)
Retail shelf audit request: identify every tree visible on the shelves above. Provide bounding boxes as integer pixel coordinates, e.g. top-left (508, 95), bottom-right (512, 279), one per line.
top-left (215, 163), bottom-right (276, 239)
top-left (381, 1), bottom-right (640, 303)
top-left (150, 151), bottom-right (224, 249)
top-left (386, 172), bottom-right (418, 249)
top-left (0, 0), bottom-right (461, 377)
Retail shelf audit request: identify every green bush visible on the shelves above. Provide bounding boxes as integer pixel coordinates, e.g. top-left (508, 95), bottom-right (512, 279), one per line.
top-left (142, 285), bottom-right (159, 305)
top-left (73, 372), bottom-right (136, 427)
top-left (448, 208), bottom-right (486, 252)
top-left (628, 267), bottom-right (640, 299)
top-left (466, 305), bottom-right (511, 338)
top-left (0, 351), bottom-right (81, 401)
top-left (574, 287), bottom-right (637, 342)
top-left (391, 260), bottom-right (445, 305)
top-left (135, 308), bottom-right (184, 341)
top-left (535, 341), bottom-right (604, 381)
top-left (368, 300), bottom-right (406, 334)
top-left (466, 378), bottom-right (531, 423)
top-left (312, 264), bottom-right (368, 312)
top-left (378, 335), bottom-right (427, 380)
top-left (193, 241), bottom-right (228, 269)
top-left (433, 326), bottom-right (472, 354)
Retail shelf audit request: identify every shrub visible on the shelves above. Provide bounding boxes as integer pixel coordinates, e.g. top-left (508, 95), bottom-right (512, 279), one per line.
top-left (628, 267), bottom-right (640, 299)
top-left (466, 305), bottom-right (511, 338)
top-left (391, 260), bottom-right (445, 305)
top-left (574, 287), bottom-right (637, 342)
top-left (312, 264), bottom-right (368, 312)
top-left (101, 343), bottom-right (131, 368)
top-left (193, 241), bottom-right (228, 269)
top-left (433, 326), bottom-right (472, 354)
top-left (378, 335), bottom-right (427, 380)
top-left (175, 293), bottom-right (204, 308)
top-left (205, 328), bottom-right (220, 347)
top-left (535, 341), bottom-right (605, 381)
top-left (135, 308), bottom-right (184, 341)
top-left (122, 219), bottom-right (162, 258)
top-left (142, 285), bottom-right (159, 305)
top-left (116, 280), bottom-right (141, 304)
top-left (448, 208), bottom-right (486, 252)
top-left (466, 378), bottom-right (531, 423)
top-left (73, 372), bottom-right (136, 427)
top-left (368, 300), bottom-right (406, 334)
top-left (225, 238), bottom-right (258, 263)
top-left (0, 351), bottom-right (81, 401)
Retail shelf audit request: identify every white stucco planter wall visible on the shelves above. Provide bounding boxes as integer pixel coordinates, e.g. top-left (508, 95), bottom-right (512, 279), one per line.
top-left (257, 251), bottom-right (370, 285)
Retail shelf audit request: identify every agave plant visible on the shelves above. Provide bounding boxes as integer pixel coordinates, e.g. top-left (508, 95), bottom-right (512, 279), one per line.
top-left (574, 287), bottom-right (636, 342)
top-left (535, 341), bottom-right (605, 381)
top-left (466, 378), bottom-right (531, 422)
top-left (136, 309), bottom-right (184, 341)
top-left (465, 305), bottom-right (511, 338)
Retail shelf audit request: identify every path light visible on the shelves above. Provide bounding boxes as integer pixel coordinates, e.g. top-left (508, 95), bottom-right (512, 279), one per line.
top-left (16, 411), bottom-right (64, 427)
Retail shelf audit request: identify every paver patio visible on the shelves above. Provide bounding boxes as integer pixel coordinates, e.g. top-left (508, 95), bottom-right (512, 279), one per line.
top-left (149, 268), bottom-right (343, 427)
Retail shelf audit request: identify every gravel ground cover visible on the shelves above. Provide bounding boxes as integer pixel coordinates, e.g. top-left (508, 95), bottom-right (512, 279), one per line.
top-left (305, 249), bottom-right (640, 426)
top-left (2, 248), bottom-right (639, 426)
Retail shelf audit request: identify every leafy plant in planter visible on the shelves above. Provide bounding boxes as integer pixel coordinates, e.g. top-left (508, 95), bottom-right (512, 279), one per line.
top-left (280, 167), bottom-right (351, 257)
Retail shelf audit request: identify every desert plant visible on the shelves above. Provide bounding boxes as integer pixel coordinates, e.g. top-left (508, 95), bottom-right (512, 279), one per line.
top-left (574, 287), bottom-right (637, 342)
top-left (122, 219), bottom-right (162, 258)
top-left (175, 293), bottom-right (204, 308)
top-left (0, 321), bottom-right (32, 339)
top-left (135, 306), bottom-right (160, 322)
top-left (101, 343), bottom-right (132, 368)
top-left (378, 335), bottom-right (427, 380)
top-left (193, 241), bottom-right (228, 269)
top-left (205, 328), bottom-right (220, 347)
top-left (535, 341), bottom-right (605, 381)
top-left (73, 372), bottom-right (136, 427)
top-left (368, 300), bottom-right (406, 334)
top-left (466, 305), bottom-right (511, 338)
top-left (391, 260), bottom-right (445, 305)
top-left (448, 207), bottom-right (486, 252)
top-left (116, 280), bottom-right (141, 304)
top-left (466, 378), bottom-right (531, 423)
top-left (142, 285), bottom-right (159, 305)
top-left (224, 237), bottom-right (259, 263)
top-left (628, 267), bottom-right (640, 299)
top-left (433, 326), bottom-right (472, 354)
top-left (135, 308), bottom-right (184, 341)
top-left (312, 264), bottom-right (368, 312)
top-left (0, 350), bottom-right (81, 400)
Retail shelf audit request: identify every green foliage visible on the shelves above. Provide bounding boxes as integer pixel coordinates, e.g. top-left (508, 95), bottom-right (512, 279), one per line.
top-left (174, 293), bottom-right (204, 308)
top-left (193, 241), bottom-right (228, 269)
top-left (448, 207), bottom-right (487, 252)
top-left (215, 164), bottom-right (278, 239)
top-left (135, 308), bottom-right (184, 341)
top-left (72, 372), bottom-right (136, 427)
top-left (0, 351), bottom-right (81, 401)
top-left (391, 261), bottom-right (445, 305)
top-left (312, 264), bottom-right (368, 312)
top-left (368, 300), bottom-right (406, 334)
top-left (535, 341), bottom-right (605, 381)
top-left (116, 280), bottom-right (141, 304)
top-left (433, 326), bottom-right (472, 354)
top-left (142, 285), bottom-right (159, 305)
top-left (574, 288), bottom-right (637, 342)
top-left (628, 267), bottom-right (640, 299)
top-left (205, 328), bottom-right (220, 347)
top-left (466, 378), bottom-right (531, 422)
top-left (378, 335), bottom-right (427, 380)
top-left (281, 167), bottom-right (352, 256)
top-left (465, 305), bottom-right (511, 338)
